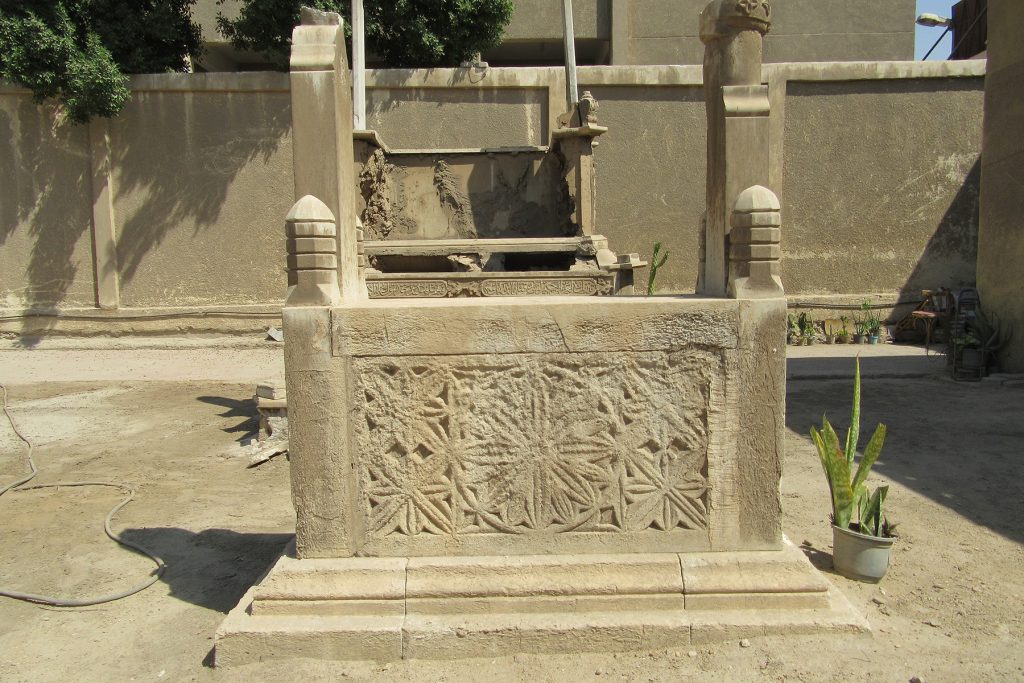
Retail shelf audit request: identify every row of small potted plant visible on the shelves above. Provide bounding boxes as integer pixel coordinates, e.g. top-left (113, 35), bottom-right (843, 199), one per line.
top-left (787, 303), bottom-right (886, 345)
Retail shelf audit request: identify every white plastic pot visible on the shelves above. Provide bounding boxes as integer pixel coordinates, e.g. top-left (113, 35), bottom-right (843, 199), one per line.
top-left (832, 524), bottom-right (896, 582)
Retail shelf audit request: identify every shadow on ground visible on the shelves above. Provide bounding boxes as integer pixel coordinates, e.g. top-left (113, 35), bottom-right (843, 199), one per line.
top-left (196, 395), bottom-right (260, 443)
top-left (119, 528), bottom-right (290, 613)
top-left (786, 348), bottom-right (949, 380)
top-left (786, 372), bottom-right (1024, 545)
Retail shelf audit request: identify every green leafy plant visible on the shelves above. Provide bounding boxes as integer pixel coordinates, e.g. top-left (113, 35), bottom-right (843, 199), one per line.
top-left (646, 242), bottom-right (669, 295)
top-left (0, 1), bottom-right (201, 123)
top-left (798, 312), bottom-right (816, 342)
top-left (787, 313), bottom-right (800, 343)
top-left (860, 301), bottom-right (882, 336)
top-left (218, 0), bottom-right (515, 69)
top-left (837, 315), bottom-right (851, 342)
top-left (810, 358), bottom-right (893, 537)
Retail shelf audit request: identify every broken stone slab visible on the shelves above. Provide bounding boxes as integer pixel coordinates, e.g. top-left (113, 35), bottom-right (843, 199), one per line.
top-left (256, 380), bottom-right (286, 401)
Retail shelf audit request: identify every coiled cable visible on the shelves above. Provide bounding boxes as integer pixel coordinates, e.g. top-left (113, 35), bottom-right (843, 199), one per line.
top-left (0, 383), bottom-right (165, 606)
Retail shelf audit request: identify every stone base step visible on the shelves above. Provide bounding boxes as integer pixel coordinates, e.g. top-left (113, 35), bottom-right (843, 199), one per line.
top-left (215, 539), bottom-right (868, 666)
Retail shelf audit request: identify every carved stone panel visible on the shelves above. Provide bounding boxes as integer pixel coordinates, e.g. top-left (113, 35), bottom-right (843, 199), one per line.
top-left (353, 351), bottom-right (720, 552)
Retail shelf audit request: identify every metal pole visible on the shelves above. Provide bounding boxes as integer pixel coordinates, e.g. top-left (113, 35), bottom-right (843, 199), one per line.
top-left (561, 0), bottom-right (578, 112)
top-left (352, 0), bottom-right (366, 129)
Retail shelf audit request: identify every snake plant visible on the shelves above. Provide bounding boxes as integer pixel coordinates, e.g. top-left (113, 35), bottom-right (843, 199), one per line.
top-left (810, 358), bottom-right (891, 537)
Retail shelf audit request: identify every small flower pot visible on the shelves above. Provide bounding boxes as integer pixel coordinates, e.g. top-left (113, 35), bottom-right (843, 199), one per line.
top-left (825, 334), bottom-right (836, 344)
top-left (868, 334), bottom-right (880, 344)
top-left (852, 334), bottom-right (865, 344)
top-left (832, 524), bottom-right (896, 583)
top-left (960, 348), bottom-right (984, 370)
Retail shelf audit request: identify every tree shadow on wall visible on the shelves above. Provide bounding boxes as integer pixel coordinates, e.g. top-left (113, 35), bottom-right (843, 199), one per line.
top-left (0, 101), bottom-right (93, 347)
top-left (0, 83), bottom-right (290, 345)
top-left (109, 86), bottom-right (290, 294)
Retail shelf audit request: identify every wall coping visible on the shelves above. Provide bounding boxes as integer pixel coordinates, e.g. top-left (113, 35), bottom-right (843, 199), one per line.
top-left (0, 60), bottom-right (985, 96)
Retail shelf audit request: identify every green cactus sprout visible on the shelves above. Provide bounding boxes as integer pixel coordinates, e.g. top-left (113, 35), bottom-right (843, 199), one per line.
top-left (646, 242), bottom-right (669, 295)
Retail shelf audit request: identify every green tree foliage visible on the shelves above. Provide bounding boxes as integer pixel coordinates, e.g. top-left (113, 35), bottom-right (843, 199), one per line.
top-left (0, 1), bottom-right (201, 123)
top-left (218, 0), bottom-right (515, 69)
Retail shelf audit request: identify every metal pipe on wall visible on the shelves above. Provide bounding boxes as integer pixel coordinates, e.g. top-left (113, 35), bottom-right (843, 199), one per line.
top-left (562, 0), bottom-right (579, 112)
top-left (352, 0), bottom-right (366, 128)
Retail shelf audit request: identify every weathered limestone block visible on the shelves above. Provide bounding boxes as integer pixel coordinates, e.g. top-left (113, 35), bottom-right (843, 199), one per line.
top-left (280, 296), bottom-right (782, 558)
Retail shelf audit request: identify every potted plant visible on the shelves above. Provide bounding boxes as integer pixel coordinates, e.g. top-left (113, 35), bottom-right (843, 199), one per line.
top-left (972, 310), bottom-right (1011, 375)
top-left (836, 316), bottom-right (851, 344)
top-left (799, 312), bottom-right (816, 345)
top-left (810, 358), bottom-right (896, 582)
top-left (955, 330), bottom-right (984, 371)
top-left (859, 301), bottom-right (881, 344)
top-left (787, 314), bottom-right (800, 346)
top-left (822, 318), bottom-right (839, 344)
top-left (852, 318), bottom-right (866, 344)
top-left (866, 317), bottom-right (882, 344)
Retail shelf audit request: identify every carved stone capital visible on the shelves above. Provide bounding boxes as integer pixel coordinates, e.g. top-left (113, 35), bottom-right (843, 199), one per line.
top-left (700, 0), bottom-right (772, 44)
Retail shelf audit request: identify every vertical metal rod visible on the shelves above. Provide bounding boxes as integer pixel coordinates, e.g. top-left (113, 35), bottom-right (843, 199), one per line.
top-left (352, 0), bottom-right (366, 129)
top-left (561, 0), bottom-right (579, 112)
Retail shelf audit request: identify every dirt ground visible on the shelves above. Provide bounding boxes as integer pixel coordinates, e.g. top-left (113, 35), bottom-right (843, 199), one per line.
top-left (0, 344), bottom-right (1022, 682)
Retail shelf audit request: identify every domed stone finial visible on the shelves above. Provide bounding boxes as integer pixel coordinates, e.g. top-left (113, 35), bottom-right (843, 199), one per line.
top-left (728, 185), bottom-right (783, 299)
top-left (285, 195), bottom-right (342, 306)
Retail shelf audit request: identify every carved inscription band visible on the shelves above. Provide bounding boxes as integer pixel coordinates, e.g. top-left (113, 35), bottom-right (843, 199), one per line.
top-left (366, 277), bottom-right (613, 299)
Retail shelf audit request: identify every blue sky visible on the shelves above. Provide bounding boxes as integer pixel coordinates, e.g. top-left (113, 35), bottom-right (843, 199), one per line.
top-left (915, 0), bottom-right (955, 59)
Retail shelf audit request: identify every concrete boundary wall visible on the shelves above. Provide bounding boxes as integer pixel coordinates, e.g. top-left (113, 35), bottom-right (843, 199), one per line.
top-left (0, 60), bottom-right (985, 336)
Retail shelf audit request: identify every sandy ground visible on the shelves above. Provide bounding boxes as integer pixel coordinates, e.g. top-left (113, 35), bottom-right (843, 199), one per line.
top-left (0, 342), bottom-right (1022, 682)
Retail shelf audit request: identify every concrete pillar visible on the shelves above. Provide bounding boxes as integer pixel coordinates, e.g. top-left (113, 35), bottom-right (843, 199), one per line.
top-left (698, 0), bottom-right (772, 297)
top-left (977, 1), bottom-right (1024, 372)
top-left (610, 0), bottom-right (630, 65)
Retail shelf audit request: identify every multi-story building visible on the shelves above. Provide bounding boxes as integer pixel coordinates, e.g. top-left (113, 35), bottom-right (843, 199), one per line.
top-left (193, 0), bottom-right (916, 71)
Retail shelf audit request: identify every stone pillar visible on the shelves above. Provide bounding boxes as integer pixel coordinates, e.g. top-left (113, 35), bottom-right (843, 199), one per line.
top-left (553, 91), bottom-right (607, 237)
top-left (699, 0), bottom-right (772, 297)
top-left (282, 195), bottom-right (359, 558)
top-left (728, 185), bottom-right (782, 299)
top-left (289, 8), bottom-right (365, 302)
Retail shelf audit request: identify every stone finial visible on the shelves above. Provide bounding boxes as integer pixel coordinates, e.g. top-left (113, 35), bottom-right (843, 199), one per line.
top-left (728, 185), bottom-right (783, 299)
top-left (286, 195), bottom-right (342, 306)
top-left (700, 0), bottom-right (772, 44)
top-left (578, 91), bottom-right (599, 125)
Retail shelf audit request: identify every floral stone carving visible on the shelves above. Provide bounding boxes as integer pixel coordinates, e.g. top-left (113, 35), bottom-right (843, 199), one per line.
top-left (354, 351), bottom-right (717, 540)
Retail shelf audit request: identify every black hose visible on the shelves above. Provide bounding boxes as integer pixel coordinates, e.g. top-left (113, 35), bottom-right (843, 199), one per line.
top-left (0, 384), bottom-right (166, 607)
